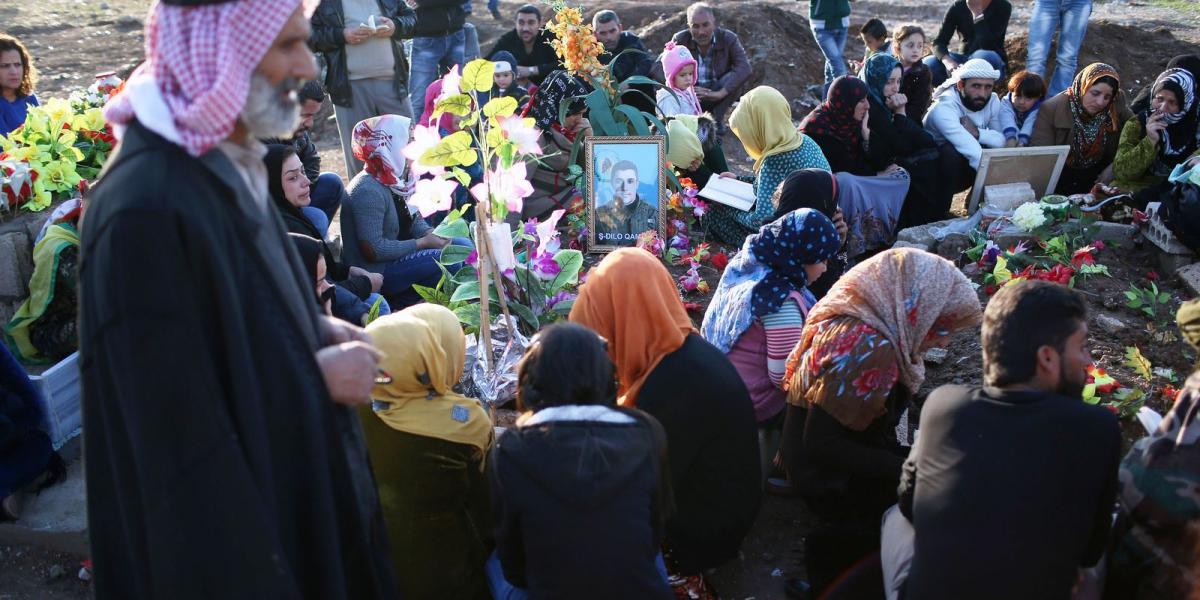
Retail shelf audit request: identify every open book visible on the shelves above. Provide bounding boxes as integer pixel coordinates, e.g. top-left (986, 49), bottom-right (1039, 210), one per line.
top-left (699, 176), bottom-right (755, 212)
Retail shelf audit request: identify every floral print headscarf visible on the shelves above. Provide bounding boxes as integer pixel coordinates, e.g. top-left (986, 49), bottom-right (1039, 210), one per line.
top-left (783, 248), bottom-right (981, 430)
top-left (1067, 63), bottom-right (1123, 169)
top-left (799, 76), bottom-right (870, 162)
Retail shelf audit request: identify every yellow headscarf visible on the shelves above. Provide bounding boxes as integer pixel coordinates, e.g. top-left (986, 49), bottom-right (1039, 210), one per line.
top-left (1178, 299), bottom-right (1200, 352)
top-left (666, 117), bottom-right (705, 170)
top-left (365, 304), bottom-right (492, 454)
top-left (730, 86), bottom-right (805, 172)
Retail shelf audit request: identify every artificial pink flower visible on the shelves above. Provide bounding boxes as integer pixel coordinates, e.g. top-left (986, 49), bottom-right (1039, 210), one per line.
top-left (409, 177), bottom-right (459, 217)
top-left (402, 125), bottom-right (446, 176)
top-left (439, 65), bottom-right (462, 100)
top-left (531, 251), bottom-right (561, 280)
top-left (498, 115), bottom-right (543, 155)
top-left (536, 209), bottom-right (566, 256)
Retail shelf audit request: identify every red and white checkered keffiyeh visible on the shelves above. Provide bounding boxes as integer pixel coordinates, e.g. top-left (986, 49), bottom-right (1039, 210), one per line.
top-left (105, 0), bottom-right (301, 157)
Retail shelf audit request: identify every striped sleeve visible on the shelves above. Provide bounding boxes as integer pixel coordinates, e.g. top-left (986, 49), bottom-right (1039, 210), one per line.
top-left (761, 298), bottom-right (806, 388)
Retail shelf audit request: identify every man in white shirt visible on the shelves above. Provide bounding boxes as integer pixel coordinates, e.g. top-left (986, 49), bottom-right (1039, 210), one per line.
top-left (923, 58), bottom-right (1017, 193)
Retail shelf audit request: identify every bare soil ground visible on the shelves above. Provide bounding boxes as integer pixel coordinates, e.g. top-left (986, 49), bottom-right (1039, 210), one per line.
top-left (6, 0), bottom-right (1200, 597)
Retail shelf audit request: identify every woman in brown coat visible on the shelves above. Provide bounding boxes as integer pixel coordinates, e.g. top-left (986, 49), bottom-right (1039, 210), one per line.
top-left (1031, 63), bottom-right (1133, 195)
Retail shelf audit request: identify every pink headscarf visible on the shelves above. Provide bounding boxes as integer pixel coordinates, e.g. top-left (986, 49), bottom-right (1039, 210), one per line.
top-left (105, 0), bottom-right (302, 157)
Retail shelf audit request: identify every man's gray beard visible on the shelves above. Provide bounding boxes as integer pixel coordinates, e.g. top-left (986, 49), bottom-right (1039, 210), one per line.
top-left (240, 73), bottom-right (301, 139)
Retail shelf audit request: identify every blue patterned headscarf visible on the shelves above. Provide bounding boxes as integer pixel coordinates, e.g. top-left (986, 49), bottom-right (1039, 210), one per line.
top-left (862, 53), bottom-right (902, 107)
top-left (701, 209), bottom-right (841, 353)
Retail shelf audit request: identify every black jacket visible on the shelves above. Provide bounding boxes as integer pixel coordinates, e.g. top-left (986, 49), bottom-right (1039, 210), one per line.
top-left (486, 30), bottom-right (561, 86)
top-left (932, 0), bottom-right (1012, 67)
top-left (80, 121), bottom-right (396, 598)
top-left (411, 0), bottom-right (466, 38)
top-left (310, 0), bottom-right (416, 107)
top-left (598, 32), bottom-right (654, 83)
top-left (490, 407), bottom-right (674, 599)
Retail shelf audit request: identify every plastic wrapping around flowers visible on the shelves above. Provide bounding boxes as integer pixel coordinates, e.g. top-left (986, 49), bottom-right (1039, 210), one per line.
top-left (460, 316), bottom-right (530, 406)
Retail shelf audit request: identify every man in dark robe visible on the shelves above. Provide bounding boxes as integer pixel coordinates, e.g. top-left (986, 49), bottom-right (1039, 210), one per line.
top-left (79, 0), bottom-right (397, 597)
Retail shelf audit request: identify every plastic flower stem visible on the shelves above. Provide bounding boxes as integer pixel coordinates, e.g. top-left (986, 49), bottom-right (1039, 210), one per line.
top-left (474, 201), bottom-right (495, 371)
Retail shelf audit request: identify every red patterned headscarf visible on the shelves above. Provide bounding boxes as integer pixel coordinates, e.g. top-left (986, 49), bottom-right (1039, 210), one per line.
top-left (104, 0), bottom-right (303, 157)
top-left (799, 75), bottom-right (869, 162)
top-left (352, 115), bottom-right (413, 195)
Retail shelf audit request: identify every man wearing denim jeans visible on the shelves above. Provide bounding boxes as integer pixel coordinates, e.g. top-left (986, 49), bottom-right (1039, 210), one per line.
top-left (1026, 0), bottom-right (1092, 97)
top-left (924, 0), bottom-right (1011, 88)
top-left (408, 0), bottom-right (467, 122)
top-left (809, 0), bottom-right (851, 97)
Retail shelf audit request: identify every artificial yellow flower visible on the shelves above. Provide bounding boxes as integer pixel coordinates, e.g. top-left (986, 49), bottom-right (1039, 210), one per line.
top-left (43, 98), bottom-right (75, 129)
top-left (37, 159), bottom-right (83, 193)
top-left (25, 178), bottom-right (52, 212)
top-left (72, 107), bottom-right (106, 133)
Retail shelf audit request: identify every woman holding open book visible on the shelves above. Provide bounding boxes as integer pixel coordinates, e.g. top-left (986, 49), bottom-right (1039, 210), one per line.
top-left (707, 86), bottom-right (832, 246)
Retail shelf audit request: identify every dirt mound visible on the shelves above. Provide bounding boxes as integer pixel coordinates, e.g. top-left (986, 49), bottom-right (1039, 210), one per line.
top-left (1005, 20), bottom-right (1195, 95)
top-left (634, 5), bottom-right (828, 116)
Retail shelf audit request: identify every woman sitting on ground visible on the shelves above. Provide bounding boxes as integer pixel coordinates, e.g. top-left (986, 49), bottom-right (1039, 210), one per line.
top-left (288, 233), bottom-right (337, 315)
top-left (861, 53), bottom-right (953, 229)
top-left (701, 209), bottom-right (841, 480)
top-left (769, 169), bottom-right (849, 299)
top-left (524, 70), bottom-right (593, 221)
top-left (0, 34), bottom-right (38, 136)
top-left (707, 86), bottom-right (831, 246)
top-left (570, 248), bottom-right (760, 599)
top-left (360, 304), bottom-right (494, 600)
top-left (1031, 63), bottom-right (1133, 195)
top-left (4, 189), bottom-right (86, 364)
top-left (665, 114), bottom-right (733, 189)
top-left (342, 115), bottom-right (471, 309)
top-left (0, 343), bottom-right (65, 522)
top-left (891, 24), bottom-right (933, 124)
top-left (779, 248), bottom-right (981, 591)
top-left (266, 144), bottom-right (388, 325)
top-left (488, 322), bottom-right (673, 600)
top-left (1112, 67), bottom-right (1200, 206)
top-left (800, 76), bottom-right (909, 256)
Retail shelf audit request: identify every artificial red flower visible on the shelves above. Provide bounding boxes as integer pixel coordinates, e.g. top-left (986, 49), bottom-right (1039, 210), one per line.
top-left (1104, 404), bottom-right (1119, 415)
top-left (1071, 247), bottom-right (1096, 268)
top-left (1132, 209), bottom-right (1149, 225)
top-left (682, 301), bottom-right (703, 312)
top-left (710, 252), bottom-right (729, 271)
top-left (1146, 270), bottom-right (1160, 281)
top-left (984, 284), bottom-right (998, 295)
top-left (1163, 385), bottom-right (1181, 402)
top-left (1093, 240), bottom-right (1106, 251)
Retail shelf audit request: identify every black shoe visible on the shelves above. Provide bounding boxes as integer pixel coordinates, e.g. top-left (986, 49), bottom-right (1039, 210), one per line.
top-left (784, 578), bottom-right (812, 600)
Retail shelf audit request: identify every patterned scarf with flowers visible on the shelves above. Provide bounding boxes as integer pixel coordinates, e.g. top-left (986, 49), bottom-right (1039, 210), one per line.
top-left (783, 248), bottom-right (982, 431)
top-left (351, 114), bottom-right (412, 195)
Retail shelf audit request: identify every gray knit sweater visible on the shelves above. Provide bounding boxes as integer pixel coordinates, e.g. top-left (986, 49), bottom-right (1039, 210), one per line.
top-left (341, 172), bottom-right (433, 273)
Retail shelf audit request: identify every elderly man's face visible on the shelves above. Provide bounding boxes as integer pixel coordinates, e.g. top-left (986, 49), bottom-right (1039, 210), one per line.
top-left (594, 20), bottom-right (622, 51)
top-left (688, 10), bottom-right (715, 42)
top-left (613, 168), bottom-right (638, 205)
top-left (243, 6), bottom-right (318, 138)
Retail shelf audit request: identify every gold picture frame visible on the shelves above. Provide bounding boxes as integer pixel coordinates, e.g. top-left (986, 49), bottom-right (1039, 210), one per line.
top-left (584, 136), bottom-right (668, 253)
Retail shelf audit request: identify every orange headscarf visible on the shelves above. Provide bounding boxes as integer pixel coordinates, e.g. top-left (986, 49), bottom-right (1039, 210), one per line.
top-left (569, 248), bottom-right (696, 406)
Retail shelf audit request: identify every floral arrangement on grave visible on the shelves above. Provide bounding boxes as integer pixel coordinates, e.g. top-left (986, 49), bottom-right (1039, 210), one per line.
top-left (0, 75), bottom-right (121, 214)
top-left (403, 59), bottom-right (584, 346)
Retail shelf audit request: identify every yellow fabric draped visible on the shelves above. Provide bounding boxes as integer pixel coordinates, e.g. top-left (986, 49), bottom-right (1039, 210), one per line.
top-left (666, 117), bottom-right (705, 169)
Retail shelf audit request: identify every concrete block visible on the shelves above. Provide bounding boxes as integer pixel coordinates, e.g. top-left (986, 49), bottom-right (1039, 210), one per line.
top-left (1160, 250), bottom-right (1196, 277)
top-left (11, 231), bottom-right (32, 291)
top-left (1090, 221), bottom-right (1138, 244)
top-left (1144, 202), bottom-right (1194, 255)
top-left (1178, 262), bottom-right (1200, 297)
top-left (0, 233), bottom-right (28, 300)
top-left (24, 212), bottom-right (47, 244)
top-left (894, 226), bottom-right (935, 251)
top-left (0, 300), bottom-right (16, 325)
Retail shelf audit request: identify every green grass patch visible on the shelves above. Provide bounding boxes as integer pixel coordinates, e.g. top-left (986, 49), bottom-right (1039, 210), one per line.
top-left (1147, 0), bottom-right (1200, 17)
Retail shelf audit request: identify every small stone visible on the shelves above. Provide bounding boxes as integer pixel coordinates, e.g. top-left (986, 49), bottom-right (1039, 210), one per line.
top-left (935, 233), bottom-right (971, 261)
top-left (115, 15), bottom-right (142, 28)
top-left (1178, 262), bottom-right (1200, 297)
top-left (100, 2), bottom-right (110, 8)
top-left (48, 565), bottom-right (67, 580)
top-left (924, 347), bottom-right (949, 365)
top-left (1095, 313), bottom-right (1126, 334)
top-left (895, 225), bottom-right (935, 251)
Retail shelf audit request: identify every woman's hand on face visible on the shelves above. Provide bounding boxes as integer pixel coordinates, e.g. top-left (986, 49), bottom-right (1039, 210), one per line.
top-left (572, 117), bottom-right (592, 136)
top-left (1146, 112), bottom-right (1167, 145)
top-left (886, 92), bottom-right (908, 114)
top-left (832, 208), bottom-right (848, 243)
top-left (861, 110), bottom-right (871, 140)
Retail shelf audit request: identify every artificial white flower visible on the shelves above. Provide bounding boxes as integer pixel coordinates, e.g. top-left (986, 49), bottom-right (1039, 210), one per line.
top-left (1012, 202), bottom-right (1048, 232)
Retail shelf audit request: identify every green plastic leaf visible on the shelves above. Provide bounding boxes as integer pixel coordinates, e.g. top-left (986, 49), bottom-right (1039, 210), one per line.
top-left (450, 281), bottom-right (481, 303)
top-left (453, 304), bottom-right (482, 331)
top-left (420, 131), bottom-right (478, 167)
top-left (440, 244), bottom-right (473, 265)
top-left (547, 250), bottom-right (584, 292)
top-left (583, 89), bottom-right (622, 136)
top-left (462, 59), bottom-right (496, 93)
top-left (413, 283), bottom-right (449, 305)
top-left (483, 96), bottom-right (519, 119)
top-left (1082, 383), bottom-right (1099, 404)
top-left (1158, 292), bottom-right (1171, 304)
top-left (449, 166), bottom-right (473, 187)
top-left (1124, 346), bottom-right (1153, 380)
top-left (506, 300), bottom-right (540, 331)
top-left (460, 111), bottom-right (479, 129)
top-left (1123, 290), bottom-right (1140, 301)
top-left (365, 295), bottom-right (385, 324)
top-left (618, 75), bottom-right (664, 89)
top-left (433, 205), bottom-right (472, 239)
top-left (614, 104), bottom-right (651, 136)
top-left (434, 93), bottom-right (474, 117)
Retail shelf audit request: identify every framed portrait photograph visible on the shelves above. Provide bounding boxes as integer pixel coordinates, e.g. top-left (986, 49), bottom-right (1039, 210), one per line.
top-left (967, 145), bottom-right (1071, 214)
top-left (585, 136), bottom-right (667, 253)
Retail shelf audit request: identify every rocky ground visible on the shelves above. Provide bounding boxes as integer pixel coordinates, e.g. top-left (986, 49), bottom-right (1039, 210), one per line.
top-left (4, 0), bottom-right (1200, 597)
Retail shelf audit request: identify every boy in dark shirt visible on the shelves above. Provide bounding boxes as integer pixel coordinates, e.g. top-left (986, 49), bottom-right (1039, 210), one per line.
top-left (882, 281), bottom-right (1121, 600)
